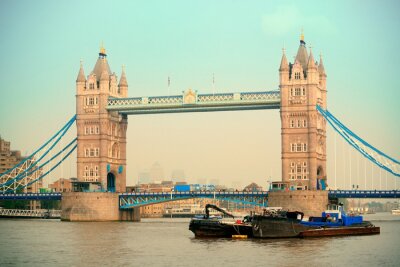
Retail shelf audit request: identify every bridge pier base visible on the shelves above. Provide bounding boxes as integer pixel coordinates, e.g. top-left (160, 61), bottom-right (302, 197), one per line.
top-left (268, 190), bottom-right (328, 217)
top-left (61, 192), bottom-right (140, 222)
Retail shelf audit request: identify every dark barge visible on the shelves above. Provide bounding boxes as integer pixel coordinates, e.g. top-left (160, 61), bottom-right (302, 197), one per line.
top-left (189, 204), bottom-right (253, 238)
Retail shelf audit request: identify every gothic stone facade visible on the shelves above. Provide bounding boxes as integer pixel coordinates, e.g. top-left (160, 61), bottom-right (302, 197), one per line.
top-left (75, 47), bottom-right (128, 192)
top-left (280, 37), bottom-right (327, 190)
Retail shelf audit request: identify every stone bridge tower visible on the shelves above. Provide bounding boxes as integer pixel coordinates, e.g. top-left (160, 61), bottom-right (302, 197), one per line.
top-left (280, 34), bottom-right (327, 190)
top-left (75, 46), bottom-right (128, 192)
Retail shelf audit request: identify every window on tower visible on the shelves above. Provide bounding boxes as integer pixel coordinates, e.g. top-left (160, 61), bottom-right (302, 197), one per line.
top-left (295, 72), bottom-right (301, 79)
top-left (290, 143), bottom-right (308, 152)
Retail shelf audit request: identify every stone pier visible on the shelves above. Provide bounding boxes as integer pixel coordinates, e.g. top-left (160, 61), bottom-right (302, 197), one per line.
top-left (268, 190), bottom-right (328, 217)
top-left (61, 192), bottom-right (140, 222)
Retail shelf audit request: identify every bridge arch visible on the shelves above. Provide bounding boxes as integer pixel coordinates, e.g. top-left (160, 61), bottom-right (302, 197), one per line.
top-left (107, 172), bottom-right (116, 192)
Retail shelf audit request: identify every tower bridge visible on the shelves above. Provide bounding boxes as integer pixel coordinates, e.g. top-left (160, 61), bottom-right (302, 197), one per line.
top-left (1, 34), bottom-right (399, 221)
top-left (74, 34), bottom-right (328, 194)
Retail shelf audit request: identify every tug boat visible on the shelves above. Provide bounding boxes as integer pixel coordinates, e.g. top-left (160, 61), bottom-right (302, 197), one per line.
top-left (189, 204), bottom-right (253, 238)
top-left (299, 204), bottom-right (380, 237)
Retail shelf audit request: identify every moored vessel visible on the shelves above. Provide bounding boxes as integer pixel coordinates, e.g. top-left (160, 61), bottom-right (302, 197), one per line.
top-left (391, 209), bottom-right (400, 215)
top-left (189, 204), bottom-right (253, 238)
top-left (251, 204), bottom-right (380, 238)
top-left (251, 209), bottom-right (312, 238)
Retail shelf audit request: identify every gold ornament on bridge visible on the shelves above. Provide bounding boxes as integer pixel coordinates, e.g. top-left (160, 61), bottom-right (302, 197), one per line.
top-left (183, 89), bottom-right (196, 104)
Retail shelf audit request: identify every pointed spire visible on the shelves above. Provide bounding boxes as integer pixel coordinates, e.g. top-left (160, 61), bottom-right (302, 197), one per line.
top-left (318, 52), bottom-right (326, 75)
top-left (100, 68), bottom-right (109, 81)
top-left (118, 65), bottom-right (128, 87)
top-left (307, 47), bottom-right (317, 70)
top-left (76, 60), bottom-right (86, 82)
top-left (295, 31), bottom-right (308, 71)
top-left (92, 45), bottom-right (112, 81)
top-left (279, 48), bottom-right (289, 71)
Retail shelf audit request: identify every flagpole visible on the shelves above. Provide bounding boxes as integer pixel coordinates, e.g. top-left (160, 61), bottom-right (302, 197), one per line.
top-left (168, 76), bottom-right (170, 96)
top-left (212, 73), bottom-right (215, 95)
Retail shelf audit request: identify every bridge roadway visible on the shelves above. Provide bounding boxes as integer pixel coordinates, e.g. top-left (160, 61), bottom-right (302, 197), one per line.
top-left (0, 190), bottom-right (398, 207)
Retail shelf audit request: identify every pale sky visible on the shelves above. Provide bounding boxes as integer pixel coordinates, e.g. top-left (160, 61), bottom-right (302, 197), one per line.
top-left (0, 0), bottom-right (399, 189)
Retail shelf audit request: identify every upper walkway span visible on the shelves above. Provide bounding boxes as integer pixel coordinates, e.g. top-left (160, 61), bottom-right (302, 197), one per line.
top-left (107, 90), bottom-right (281, 115)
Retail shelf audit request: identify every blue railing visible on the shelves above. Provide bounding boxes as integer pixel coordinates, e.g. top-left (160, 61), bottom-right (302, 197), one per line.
top-left (328, 190), bottom-right (399, 198)
top-left (0, 193), bottom-right (62, 200)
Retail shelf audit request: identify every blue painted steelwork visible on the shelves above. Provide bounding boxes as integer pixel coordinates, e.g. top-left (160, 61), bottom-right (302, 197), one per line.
top-left (0, 193), bottom-right (61, 200)
top-left (107, 90), bottom-right (280, 115)
top-left (0, 190), bottom-right (398, 204)
top-left (119, 191), bottom-right (269, 209)
top-left (119, 190), bottom-right (399, 209)
top-left (0, 115), bottom-right (77, 193)
top-left (328, 190), bottom-right (399, 199)
top-left (317, 105), bottom-right (399, 177)
top-left (0, 115), bottom-right (76, 177)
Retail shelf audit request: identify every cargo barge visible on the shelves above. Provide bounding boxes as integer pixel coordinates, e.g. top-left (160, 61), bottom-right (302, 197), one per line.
top-left (189, 204), bottom-right (380, 239)
top-left (189, 204), bottom-right (253, 238)
top-left (252, 204), bottom-right (380, 238)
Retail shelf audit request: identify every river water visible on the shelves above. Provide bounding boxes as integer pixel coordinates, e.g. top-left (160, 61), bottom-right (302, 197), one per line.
top-left (0, 213), bottom-right (399, 267)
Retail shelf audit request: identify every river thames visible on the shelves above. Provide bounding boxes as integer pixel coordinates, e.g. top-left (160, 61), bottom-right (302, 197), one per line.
top-left (0, 213), bottom-right (399, 267)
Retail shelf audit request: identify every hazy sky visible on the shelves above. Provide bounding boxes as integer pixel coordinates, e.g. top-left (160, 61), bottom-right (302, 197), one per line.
top-left (0, 0), bottom-right (399, 189)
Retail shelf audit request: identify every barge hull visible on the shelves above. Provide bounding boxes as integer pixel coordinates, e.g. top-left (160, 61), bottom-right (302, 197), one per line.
top-left (299, 226), bottom-right (380, 238)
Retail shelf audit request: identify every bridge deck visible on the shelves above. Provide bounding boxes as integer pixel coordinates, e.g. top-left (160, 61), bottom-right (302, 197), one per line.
top-left (0, 190), bottom-right (397, 203)
top-left (107, 91), bottom-right (281, 114)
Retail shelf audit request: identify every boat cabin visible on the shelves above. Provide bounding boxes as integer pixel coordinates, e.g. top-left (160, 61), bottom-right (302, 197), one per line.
top-left (301, 204), bottom-right (363, 227)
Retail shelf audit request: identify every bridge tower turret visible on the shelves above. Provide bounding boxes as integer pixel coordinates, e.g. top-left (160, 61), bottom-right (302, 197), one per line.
top-left (280, 33), bottom-right (327, 190)
top-left (75, 45), bottom-right (128, 192)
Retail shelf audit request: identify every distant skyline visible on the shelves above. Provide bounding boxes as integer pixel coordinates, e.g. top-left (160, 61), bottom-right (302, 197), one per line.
top-left (0, 0), bottom-right (399, 189)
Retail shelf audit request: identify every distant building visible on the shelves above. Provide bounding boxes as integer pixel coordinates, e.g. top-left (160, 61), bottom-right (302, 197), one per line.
top-left (243, 182), bottom-right (263, 192)
top-left (49, 178), bottom-right (74, 192)
top-left (138, 171), bottom-right (150, 184)
top-left (171, 169), bottom-right (185, 182)
top-left (150, 162), bottom-right (164, 182)
top-left (209, 179), bottom-right (220, 186)
top-left (0, 136), bottom-right (43, 194)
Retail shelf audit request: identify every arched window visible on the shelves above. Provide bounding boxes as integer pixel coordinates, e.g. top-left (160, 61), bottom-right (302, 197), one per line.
top-left (112, 143), bottom-right (120, 158)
